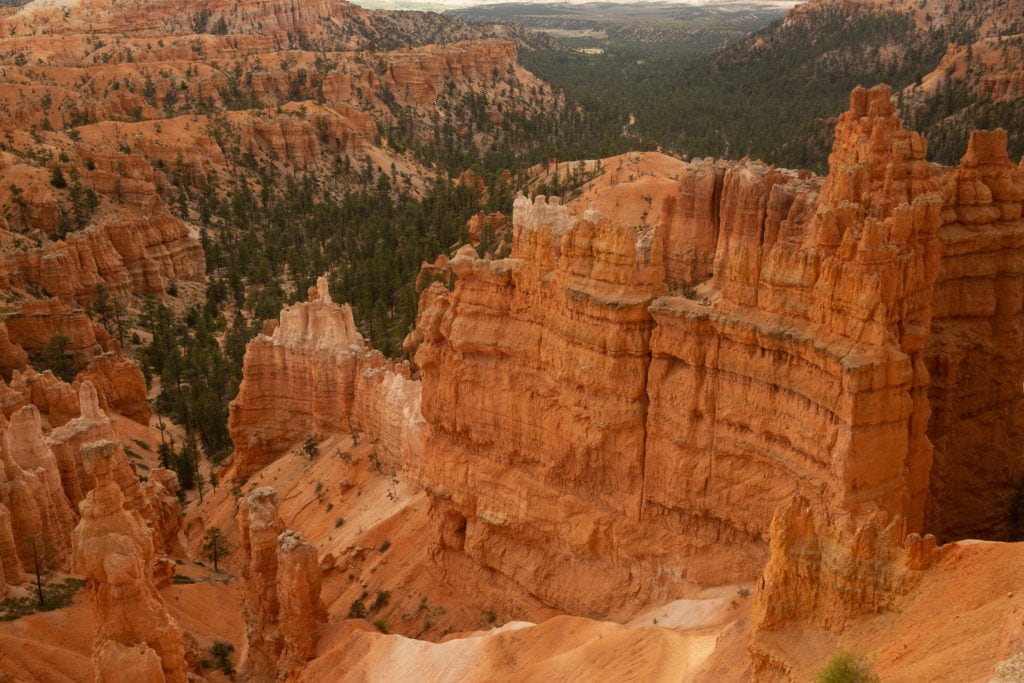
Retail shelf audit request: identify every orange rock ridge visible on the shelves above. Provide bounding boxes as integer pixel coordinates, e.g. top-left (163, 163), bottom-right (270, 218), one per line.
top-left (212, 84), bottom-right (1023, 678)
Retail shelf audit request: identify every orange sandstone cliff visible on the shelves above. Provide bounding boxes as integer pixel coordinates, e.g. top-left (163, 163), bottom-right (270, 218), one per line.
top-left (229, 276), bottom-right (422, 479)
top-left (168, 83), bottom-right (1024, 680)
top-left (406, 84), bottom-right (1024, 618)
top-left (237, 487), bottom-right (325, 679)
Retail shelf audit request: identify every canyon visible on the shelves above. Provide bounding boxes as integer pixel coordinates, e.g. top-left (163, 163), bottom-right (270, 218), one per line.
top-left (0, 0), bottom-right (1019, 677)
top-left (195, 84), bottom-right (1023, 678)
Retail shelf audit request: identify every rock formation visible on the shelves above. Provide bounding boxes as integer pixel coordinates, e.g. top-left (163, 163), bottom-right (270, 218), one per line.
top-left (3, 298), bottom-right (108, 367)
top-left (409, 84), bottom-right (1024, 617)
top-left (0, 405), bottom-right (78, 567)
top-left (71, 439), bottom-right (188, 683)
top-left (77, 352), bottom-right (153, 424)
top-left (749, 492), bottom-right (941, 679)
top-left (229, 276), bottom-right (422, 478)
top-left (46, 380), bottom-right (147, 513)
top-left (0, 212), bottom-right (205, 305)
top-left (238, 487), bottom-right (325, 679)
top-left (925, 128), bottom-right (1024, 540)
top-left (229, 278), bottom-right (366, 479)
top-left (141, 468), bottom-right (183, 556)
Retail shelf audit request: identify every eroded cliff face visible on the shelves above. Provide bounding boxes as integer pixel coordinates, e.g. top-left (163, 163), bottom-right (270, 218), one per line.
top-left (72, 439), bottom-right (188, 683)
top-left (229, 276), bottom-right (423, 479)
top-left (413, 199), bottom-right (683, 616)
top-left (410, 84), bottom-right (1024, 616)
top-left (925, 129), bottom-right (1024, 541)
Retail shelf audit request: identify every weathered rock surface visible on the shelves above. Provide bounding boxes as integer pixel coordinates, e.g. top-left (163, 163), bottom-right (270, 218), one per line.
top-left (229, 278), bottom-right (365, 479)
top-left (0, 324), bottom-right (29, 379)
top-left (77, 353), bottom-right (153, 425)
top-left (46, 381), bottom-right (146, 514)
top-left (72, 439), bottom-right (188, 683)
top-left (925, 128), bottom-right (1024, 541)
top-left (410, 85), bottom-right (1024, 617)
top-left (0, 213), bottom-right (205, 305)
top-left (238, 487), bottom-right (324, 679)
top-left (0, 405), bottom-right (78, 568)
top-left (229, 276), bottom-right (422, 478)
top-left (3, 298), bottom-right (107, 367)
top-left (748, 492), bottom-right (941, 680)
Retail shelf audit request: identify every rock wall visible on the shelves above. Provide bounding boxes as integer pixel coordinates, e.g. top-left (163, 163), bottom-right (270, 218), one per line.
top-left (410, 85), bottom-right (1024, 616)
top-left (46, 381), bottom-right (146, 513)
top-left (0, 405), bottom-right (78, 567)
top-left (229, 276), bottom-right (422, 478)
top-left (228, 278), bottom-right (365, 479)
top-left (0, 212), bottom-right (204, 305)
top-left (0, 380), bottom-right (169, 593)
top-left (3, 298), bottom-right (107, 367)
top-left (72, 439), bottom-right (188, 683)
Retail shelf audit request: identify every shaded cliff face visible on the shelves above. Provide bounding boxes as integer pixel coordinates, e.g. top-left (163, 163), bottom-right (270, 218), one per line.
top-left (925, 130), bottom-right (1024, 540)
top-left (411, 85), bottom-right (1024, 615)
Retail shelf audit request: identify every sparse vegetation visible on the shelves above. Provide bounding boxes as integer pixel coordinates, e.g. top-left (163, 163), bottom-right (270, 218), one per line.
top-left (816, 652), bottom-right (880, 683)
top-left (205, 640), bottom-right (235, 675)
top-left (348, 594), bottom-right (368, 619)
top-left (0, 577), bottom-right (85, 621)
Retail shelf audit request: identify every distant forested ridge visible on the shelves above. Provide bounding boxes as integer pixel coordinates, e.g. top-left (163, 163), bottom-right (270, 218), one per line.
top-left (521, 0), bottom-right (1024, 171)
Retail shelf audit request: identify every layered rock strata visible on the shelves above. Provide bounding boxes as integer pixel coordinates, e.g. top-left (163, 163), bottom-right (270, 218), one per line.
top-left (46, 381), bottom-right (146, 513)
top-left (0, 405), bottom-right (78, 567)
top-left (229, 276), bottom-right (422, 478)
top-left (72, 439), bottom-right (188, 683)
top-left (0, 213), bottom-right (205, 305)
top-left (410, 85), bottom-right (1023, 616)
top-left (924, 129), bottom-right (1024, 540)
top-left (749, 492), bottom-right (941, 679)
top-left (238, 487), bottom-right (325, 679)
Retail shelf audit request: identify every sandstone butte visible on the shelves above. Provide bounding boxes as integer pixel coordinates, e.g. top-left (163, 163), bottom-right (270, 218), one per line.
top-left (215, 84), bottom-right (1024, 677)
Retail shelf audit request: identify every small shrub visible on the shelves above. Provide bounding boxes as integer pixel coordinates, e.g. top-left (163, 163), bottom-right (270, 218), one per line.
top-left (816, 652), bottom-right (880, 683)
top-left (208, 640), bottom-right (234, 674)
top-left (348, 597), bottom-right (367, 619)
top-left (379, 539), bottom-right (391, 553)
top-left (369, 589), bottom-right (390, 614)
top-left (334, 517), bottom-right (344, 528)
top-left (172, 575), bottom-right (196, 585)
top-left (372, 618), bottom-right (388, 634)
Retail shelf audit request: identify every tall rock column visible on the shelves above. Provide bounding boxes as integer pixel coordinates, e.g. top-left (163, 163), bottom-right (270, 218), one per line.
top-left (238, 487), bottom-right (325, 679)
top-left (72, 440), bottom-right (188, 683)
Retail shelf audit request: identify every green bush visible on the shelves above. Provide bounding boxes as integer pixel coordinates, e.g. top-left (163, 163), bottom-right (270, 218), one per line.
top-left (816, 651), bottom-right (880, 683)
